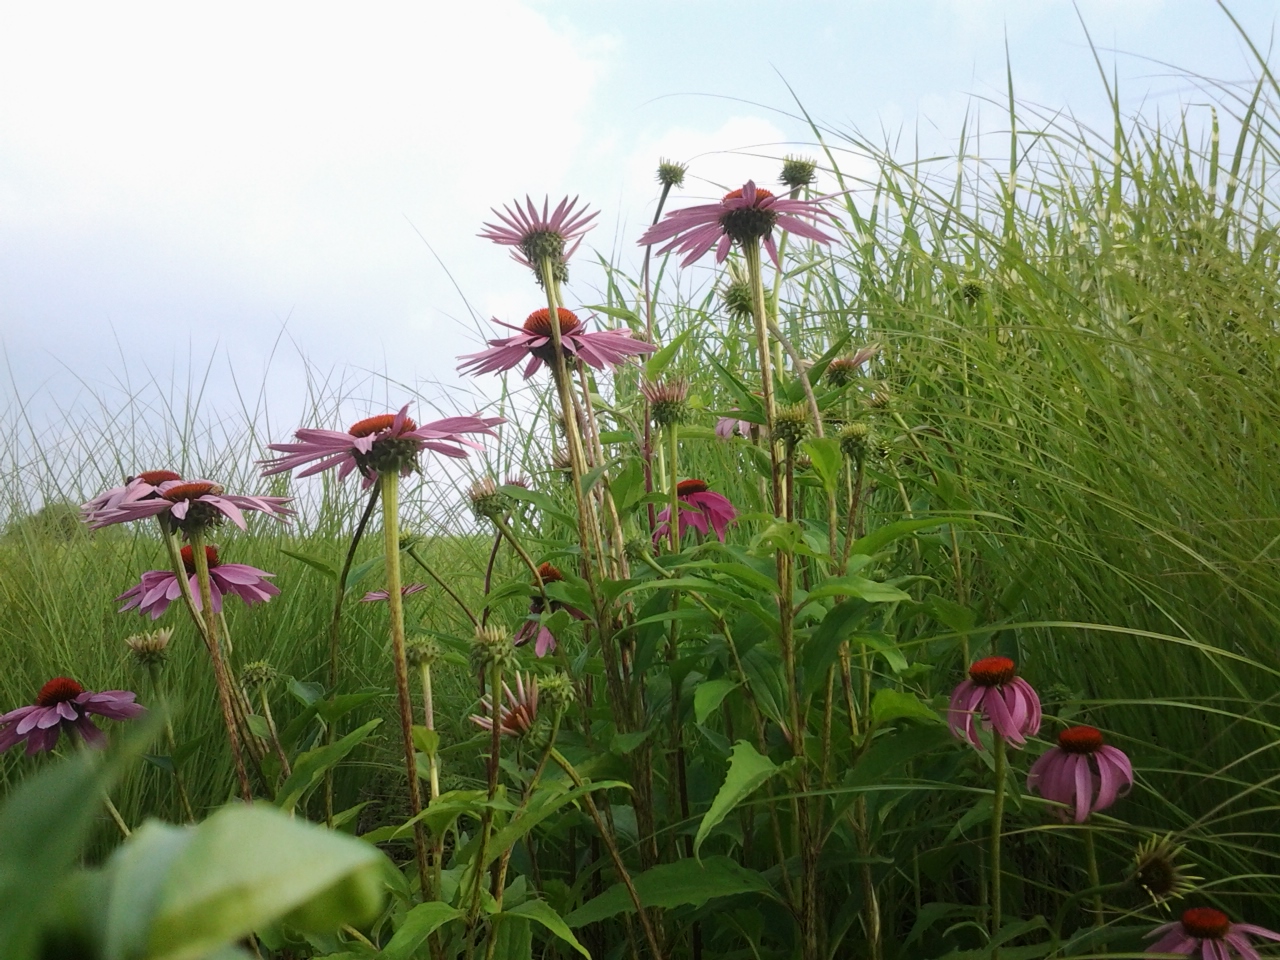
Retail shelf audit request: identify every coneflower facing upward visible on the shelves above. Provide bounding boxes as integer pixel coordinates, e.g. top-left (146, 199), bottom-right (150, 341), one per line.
top-left (638, 179), bottom-right (834, 267)
top-left (1146, 907), bottom-right (1280, 958)
top-left (458, 308), bottom-right (655, 380)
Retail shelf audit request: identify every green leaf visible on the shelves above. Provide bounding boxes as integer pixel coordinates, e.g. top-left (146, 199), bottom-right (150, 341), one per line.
top-left (147, 805), bottom-right (385, 960)
top-left (580, 464), bottom-right (608, 495)
top-left (611, 729), bottom-right (652, 755)
top-left (871, 689), bottom-right (942, 726)
top-left (848, 517), bottom-right (971, 557)
top-left (644, 329), bottom-right (692, 379)
top-left (566, 856), bottom-right (775, 927)
top-left (276, 719), bottom-right (382, 813)
top-left (694, 679), bottom-right (738, 725)
top-left (314, 690), bottom-right (385, 724)
top-left (103, 820), bottom-right (193, 960)
top-left (483, 782), bottom-right (629, 869)
top-left (608, 458), bottom-right (646, 514)
top-left (801, 599), bottom-right (871, 697)
top-left (583, 303), bottom-right (639, 324)
top-left (694, 741), bottom-right (783, 859)
top-left (343, 557), bottom-right (383, 592)
top-left (244, 714), bottom-right (271, 739)
top-left (279, 548), bottom-right (338, 581)
top-left (503, 899), bottom-right (590, 958)
top-left (806, 575), bottom-right (910, 603)
top-left (377, 901), bottom-right (462, 960)
top-left (287, 678), bottom-right (325, 706)
top-left (412, 725), bottom-right (439, 756)
top-left (800, 437), bottom-right (843, 495)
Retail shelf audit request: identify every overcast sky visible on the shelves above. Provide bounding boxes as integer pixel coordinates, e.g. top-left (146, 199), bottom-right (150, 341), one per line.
top-left (2, 0), bottom-right (1276, 451)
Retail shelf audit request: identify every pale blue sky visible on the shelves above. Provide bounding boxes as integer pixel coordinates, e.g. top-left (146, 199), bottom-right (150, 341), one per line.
top-left (1, 0), bottom-right (1275, 441)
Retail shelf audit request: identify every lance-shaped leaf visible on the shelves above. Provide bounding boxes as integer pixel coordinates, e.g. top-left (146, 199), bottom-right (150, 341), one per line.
top-left (694, 741), bottom-right (792, 859)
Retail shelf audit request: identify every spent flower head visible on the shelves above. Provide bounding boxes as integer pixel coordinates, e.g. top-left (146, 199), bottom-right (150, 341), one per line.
top-left (469, 478), bottom-right (511, 521)
top-left (405, 637), bottom-right (443, 669)
top-left (961, 277), bottom-right (986, 304)
top-left (470, 673), bottom-right (539, 738)
top-left (1132, 835), bottom-right (1200, 907)
top-left (241, 660), bottom-right (277, 689)
top-left (123, 627), bottom-right (173, 667)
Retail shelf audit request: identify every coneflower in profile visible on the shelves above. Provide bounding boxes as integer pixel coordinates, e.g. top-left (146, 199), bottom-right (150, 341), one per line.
top-left (470, 673), bottom-right (539, 738)
top-left (0, 678), bottom-right (144, 754)
top-left (116, 545), bottom-right (280, 619)
top-left (90, 479), bottom-right (293, 533)
top-left (458, 307), bottom-right (655, 380)
top-left (947, 656), bottom-right (1042, 749)
top-left (81, 470), bottom-right (183, 525)
top-left (1145, 907), bottom-right (1280, 958)
top-left (1026, 725), bottom-right (1134, 822)
top-left (652, 479), bottom-right (737, 545)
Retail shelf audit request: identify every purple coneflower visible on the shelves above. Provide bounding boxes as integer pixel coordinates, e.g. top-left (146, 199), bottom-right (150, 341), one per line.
top-left (948, 656), bottom-right (1041, 750)
top-left (639, 180), bottom-right (833, 268)
top-left (470, 673), bottom-right (539, 738)
top-left (81, 469), bottom-right (183, 525)
top-left (480, 195), bottom-right (599, 280)
top-left (91, 479), bottom-right (293, 533)
top-left (261, 405), bottom-right (502, 488)
top-left (360, 584), bottom-right (428, 603)
top-left (714, 415), bottom-right (756, 440)
top-left (116, 545), bottom-right (280, 619)
top-left (0, 677), bottom-right (144, 754)
top-left (1026, 725), bottom-right (1134, 822)
top-left (1146, 907), bottom-right (1280, 958)
top-left (652, 479), bottom-right (737, 545)
top-left (458, 307), bottom-right (655, 380)
top-left (514, 563), bottom-right (588, 657)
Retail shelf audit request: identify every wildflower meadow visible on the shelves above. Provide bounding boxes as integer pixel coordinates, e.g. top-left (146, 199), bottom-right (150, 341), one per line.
top-left (4, 41), bottom-right (1280, 960)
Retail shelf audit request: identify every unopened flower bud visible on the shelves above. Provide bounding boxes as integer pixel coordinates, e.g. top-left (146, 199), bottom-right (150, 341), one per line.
top-left (1131, 835), bottom-right (1200, 905)
top-left (773, 403), bottom-right (811, 449)
top-left (124, 628), bottom-right (172, 667)
top-left (405, 636), bottom-right (442, 669)
top-left (241, 660), bottom-right (277, 689)
top-left (469, 478), bottom-right (511, 521)
top-left (624, 538), bottom-right (650, 563)
top-left (641, 378), bottom-right (690, 428)
top-left (540, 672), bottom-right (576, 715)
top-left (399, 528), bottom-right (424, 552)
top-left (470, 624), bottom-right (516, 673)
top-left (961, 277), bottom-right (986, 304)
top-left (839, 422), bottom-right (871, 461)
top-left (865, 382), bottom-right (892, 410)
top-left (779, 155), bottom-right (818, 191)
top-left (656, 159), bottom-right (687, 189)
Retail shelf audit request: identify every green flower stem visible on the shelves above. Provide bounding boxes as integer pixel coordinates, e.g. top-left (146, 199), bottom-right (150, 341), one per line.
top-left (258, 686), bottom-right (291, 780)
top-left (990, 732), bottom-right (1008, 954)
top-left (407, 544), bottom-right (479, 628)
top-left (468, 660), bottom-right (504, 943)
top-left (666, 423), bottom-right (680, 554)
top-left (1050, 880), bottom-right (1127, 943)
top-left (147, 662), bottom-right (195, 822)
top-left (187, 526), bottom-right (254, 803)
top-left (380, 470), bottom-right (432, 899)
top-left (1084, 827), bottom-right (1104, 928)
top-left (579, 362), bottom-right (629, 576)
top-left (552, 748), bottom-right (665, 960)
top-left (417, 661), bottom-right (444, 900)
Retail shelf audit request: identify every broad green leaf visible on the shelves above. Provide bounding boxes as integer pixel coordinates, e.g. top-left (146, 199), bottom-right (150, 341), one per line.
top-left (288, 678), bottom-right (325, 706)
top-left (607, 458), bottom-right (646, 513)
top-left (806, 575), bottom-right (910, 603)
top-left (0, 751), bottom-right (119, 960)
top-left (278, 548), bottom-right (338, 581)
top-left (147, 805), bottom-right (385, 960)
top-left (848, 517), bottom-right (971, 557)
top-left (412, 725), bottom-right (439, 757)
top-left (276, 718), bottom-right (382, 813)
top-left (871, 689), bottom-right (942, 727)
top-left (377, 901), bottom-right (462, 960)
top-left (103, 820), bottom-right (192, 960)
top-left (343, 557), bottom-right (383, 592)
top-left (801, 599), bottom-right (871, 697)
top-left (583, 302), bottom-right (639, 324)
top-left (244, 714), bottom-right (271, 739)
top-left (503, 899), bottom-right (590, 958)
top-left (644, 329), bottom-right (691, 379)
top-left (694, 678), bottom-right (738, 725)
top-left (314, 690), bottom-right (385, 724)
top-left (483, 781), bottom-right (629, 869)
top-left (579, 464), bottom-right (608, 495)
top-left (800, 437), bottom-right (844, 495)
top-left (694, 741), bottom-right (783, 859)
top-left (611, 729), bottom-right (652, 755)
top-left (566, 856), bottom-right (775, 927)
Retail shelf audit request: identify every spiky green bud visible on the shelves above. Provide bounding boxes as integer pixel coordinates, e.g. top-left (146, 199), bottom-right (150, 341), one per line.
top-left (540, 672), bottom-right (576, 715)
top-left (774, 403), bottom-right (811, 449)
top-left (779, 156), bottom-right (818, 191)
top-left (469, 478), bottom-right (511, 521)
top-left (241, 660), bottom-right (277, 689)
top-left (405, 636), bottom-right (442, 669)
top-left (656, 159), bottom-right (687, 189)
top-left (470, 624), bottom-right (516, 673)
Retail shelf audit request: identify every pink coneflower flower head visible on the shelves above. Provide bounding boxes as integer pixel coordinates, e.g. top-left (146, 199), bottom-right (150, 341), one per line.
top-left (652, 479), bottom-right (738, 546)
top-left (0, 677), bottom-right (144, 754)
top-left (715, 413), bottom-right (758, 440)
top-left (470, 673), bottom-right (539, 738)
top-left (1027, 725), bottom-right (1134, 822)
top-left (948, 656), bottom-right (1041, 750)
top-left (261, 404), bottom-right (503, 488)
top-left (81, 469), bottom-right (184, 525)
top-left (458, 307), bottom-right (655, 380)
top-left (638, 180), bottom-right (834, 268)
top-left (91, 478), bottom-right (293, 534)
top-left (360, 583), bottom-right (428, 603)
top-left (480, 195), bottom-right (598, 284)
top-left (1147, 907), bottom-right (1280, 958)
top-left (513, 563), bottom-right (588, 657)
top-left (116, 545), bottom-right (280, 619)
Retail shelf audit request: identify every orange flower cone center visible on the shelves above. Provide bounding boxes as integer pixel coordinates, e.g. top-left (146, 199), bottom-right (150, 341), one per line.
top-left (162, 481), bottom-right (221, 502)
top-left (349, 413), bottom-right (415, 437)
top-left (723, 187), bottom-right (775, 203)
top-left (181, 544), bottom-right (221, 573)
top-left (1181, 908), bottom-right (1230, 940)
top-left (1057, 725), bottom-right (1104, 754)
top-left (135, 470), bottom-right (182, 485)
top-left (677, 479), bottom-right (709, 496)
top-left (523, 307), bottom-right (581, 337)
top-left (537, 562), bottom-right (564, 583)
top-left (968, 655), bottom-right (1017, 687)
top-left (36, 676), bottom-right (85, 707)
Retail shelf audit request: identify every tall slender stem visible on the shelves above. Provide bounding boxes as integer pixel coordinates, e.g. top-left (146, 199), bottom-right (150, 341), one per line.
top-left (187, 527), bottom-right (253, 803)
top-left (990, 732), bottom-right (1008, 954)
top-left (147, 662), bottom-right (195, 822)
top-left (381, 470), bottom-right (432, 898)
top-left (1083, 827), bottom-right (1103, 928)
